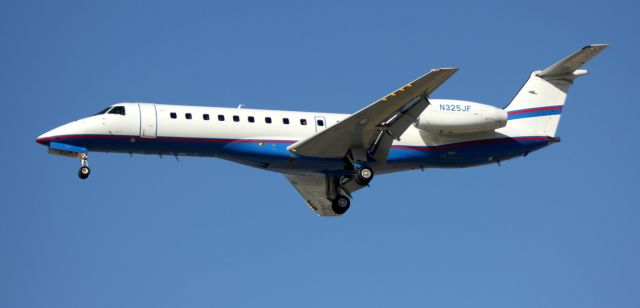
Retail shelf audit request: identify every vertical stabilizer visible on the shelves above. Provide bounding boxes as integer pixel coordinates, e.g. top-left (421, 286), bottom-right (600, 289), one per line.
top-left (504, 44), bottom-right (607, 137)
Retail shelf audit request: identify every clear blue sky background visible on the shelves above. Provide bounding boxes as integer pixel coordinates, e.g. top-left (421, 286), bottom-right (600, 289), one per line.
top-left (1, 0), bottom-right (638, 307)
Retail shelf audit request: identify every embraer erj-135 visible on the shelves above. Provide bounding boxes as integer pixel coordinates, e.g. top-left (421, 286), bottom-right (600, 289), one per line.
top-left (36, 45), bottom-right (607, 216)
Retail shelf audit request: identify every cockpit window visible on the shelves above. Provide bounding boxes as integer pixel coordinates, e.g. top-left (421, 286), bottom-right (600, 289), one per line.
top-left (94, 107), bottom-right (111, 115)
top-left (108, 106), bottom-right (126, 116)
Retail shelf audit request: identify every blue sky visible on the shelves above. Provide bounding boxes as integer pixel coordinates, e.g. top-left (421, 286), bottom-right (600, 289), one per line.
top-left (1, 0), bottom-right (639, 307)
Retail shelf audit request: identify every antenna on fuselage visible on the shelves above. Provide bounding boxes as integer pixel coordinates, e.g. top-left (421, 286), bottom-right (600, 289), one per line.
top-left (237, 104), bottom-right (244, 109)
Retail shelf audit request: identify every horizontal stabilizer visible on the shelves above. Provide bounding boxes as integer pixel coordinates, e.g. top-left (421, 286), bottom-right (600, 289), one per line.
top-left (538, 44), bottom-right (608, 79)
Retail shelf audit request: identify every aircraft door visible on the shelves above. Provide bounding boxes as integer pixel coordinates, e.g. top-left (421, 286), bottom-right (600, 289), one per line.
top-left (314, 116), bottom-right (326, 133)
top-left (139, 103), bottom-right (157, 138)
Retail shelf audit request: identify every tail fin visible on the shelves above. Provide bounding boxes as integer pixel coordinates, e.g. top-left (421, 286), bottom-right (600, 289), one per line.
top-left (504, 44), bottom-right (608, 137)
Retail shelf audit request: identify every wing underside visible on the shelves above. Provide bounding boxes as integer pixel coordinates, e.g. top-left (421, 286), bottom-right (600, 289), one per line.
top-left (284, 173), bottom-right (365, 216)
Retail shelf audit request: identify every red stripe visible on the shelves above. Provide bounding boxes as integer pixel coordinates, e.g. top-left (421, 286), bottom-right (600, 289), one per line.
top-left (39, 135), bottom-right (547, 152)
top-left (391, 137), bottom-right (548, 152)
top-left (508, 105), bottom-right (563, 115)
top-left (154, 137), bottom-right (295, 144)
top-left (37, 135), bottom-right (296, 144)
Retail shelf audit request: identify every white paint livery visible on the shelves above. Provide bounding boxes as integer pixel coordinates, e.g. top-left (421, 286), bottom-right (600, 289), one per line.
top-left (36, 45), bottom-right (607, 216)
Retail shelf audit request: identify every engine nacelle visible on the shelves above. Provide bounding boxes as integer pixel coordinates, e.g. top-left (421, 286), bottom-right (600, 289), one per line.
top-left (416, 100), bottom-right (508, 135)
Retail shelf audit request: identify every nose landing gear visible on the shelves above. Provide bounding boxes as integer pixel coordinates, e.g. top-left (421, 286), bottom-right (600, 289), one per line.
top-left (78, 154), bottom-right (90, 179)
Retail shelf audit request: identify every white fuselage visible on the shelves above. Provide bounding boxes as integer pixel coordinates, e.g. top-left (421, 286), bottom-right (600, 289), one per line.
top-left (36, 100), bottom-right (551, 175)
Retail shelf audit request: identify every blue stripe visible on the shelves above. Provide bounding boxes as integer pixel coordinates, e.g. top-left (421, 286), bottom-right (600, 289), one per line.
top-left (39, 134), bottom-right (552, 173)
top-left (50, 141), bottom-right (88, 153)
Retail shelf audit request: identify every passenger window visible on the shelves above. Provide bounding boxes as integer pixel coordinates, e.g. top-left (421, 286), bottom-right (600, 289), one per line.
top-left (248, 116), bottom-right (255, 123)
top-left (265, 117), bottom-right (272, 124)
top-left (203, 114), bottom-right (210, 120)
top-left (108, 106), bottom-right (126, 116)
top-left (317, 119), bottom-right (324, 126)
top-left (233, 115), bottom-right (240, 122)
top-left (170, 112), bottom-right (177, 119)
top-left (300, 119), bottom-right (307, 125)
top-left (283, 118), bottom-right (290, 124)
top-left (218, 115), bottom-right (225, 121)
top-left (185, 113), bottom-right (192, 119)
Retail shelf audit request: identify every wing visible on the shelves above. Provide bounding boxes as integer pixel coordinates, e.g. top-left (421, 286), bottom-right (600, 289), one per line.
top-left (288, 68), bottom-right (458, 161)
top-left (284, 173), bottom-right (365, 216)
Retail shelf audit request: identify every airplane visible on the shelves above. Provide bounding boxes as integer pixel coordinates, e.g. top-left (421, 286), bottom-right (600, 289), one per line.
top-left (36, 44), bottom-right (607, 216)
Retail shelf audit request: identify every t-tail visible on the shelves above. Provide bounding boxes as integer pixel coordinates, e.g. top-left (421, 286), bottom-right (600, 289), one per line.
top-left (504, 44), bottom-right (608, 137)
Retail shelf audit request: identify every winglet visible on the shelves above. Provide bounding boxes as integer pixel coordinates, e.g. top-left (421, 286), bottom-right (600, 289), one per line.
top-left (538, 44), bottom-right (608, 79)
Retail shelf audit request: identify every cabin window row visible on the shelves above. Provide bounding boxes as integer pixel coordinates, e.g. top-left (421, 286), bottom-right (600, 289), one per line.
top-left (168, 112), bottom-right (323, 126)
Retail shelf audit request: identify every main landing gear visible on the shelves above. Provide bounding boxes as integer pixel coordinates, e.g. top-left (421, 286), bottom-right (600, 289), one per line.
top-left (347, 148), bottom-right (374, 186)
top-left (355, 166), bottom-right (374, 186)
top-left (332, 195), bottom-right (351, 215)
top-left (78, 154), bottom-right (90, 179)
top-left (326, 166), bottom-right (374, 216)
top-left (325, 175), bottom-right (352, 216)
top-left (323, 145), bottom-right (378, 215)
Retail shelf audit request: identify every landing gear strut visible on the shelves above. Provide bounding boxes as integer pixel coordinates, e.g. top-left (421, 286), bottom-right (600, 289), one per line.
top-left (78, 154), bottom-right (90, 179)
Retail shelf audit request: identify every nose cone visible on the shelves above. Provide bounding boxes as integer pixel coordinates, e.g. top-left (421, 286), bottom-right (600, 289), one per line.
top-left (35, 121), bottom-right (83, 146)
top-left (36, 131), bottom-right (52, 145)
top-left (36, 127), bottom-right (60, 145)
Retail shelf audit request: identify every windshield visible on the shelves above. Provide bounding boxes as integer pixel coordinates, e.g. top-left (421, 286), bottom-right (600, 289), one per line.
top-left (94, 107), bottom-right (111, 115)
top-left (108, 106), bottom-right (125, 115)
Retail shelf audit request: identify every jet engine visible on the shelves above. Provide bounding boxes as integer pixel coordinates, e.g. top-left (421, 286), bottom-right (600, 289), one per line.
top-left (416, 100), bottom-right (508, 135)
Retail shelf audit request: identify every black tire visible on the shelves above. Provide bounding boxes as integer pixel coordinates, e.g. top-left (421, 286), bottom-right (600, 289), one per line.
top-left (331, 195), bottom-right (351, 215)
top-left (355, 166), bottom-right (374, 185)
top-left (78, 166), bottom-right (90, 179)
